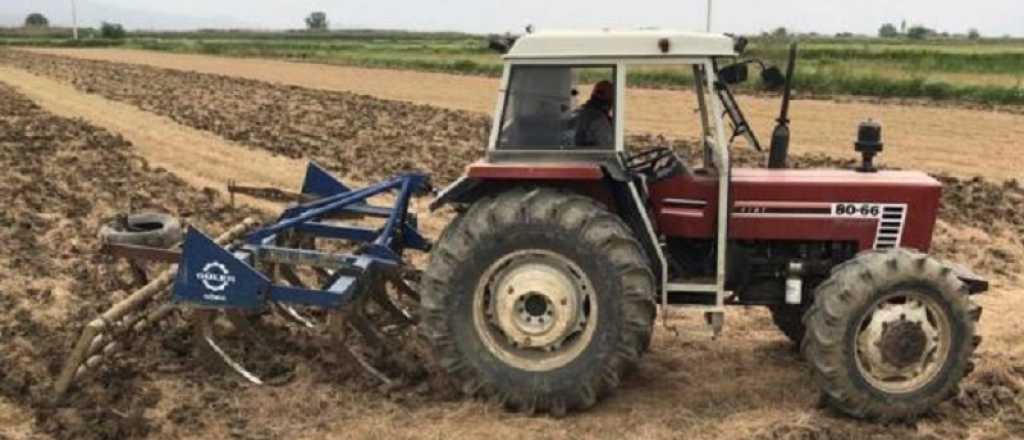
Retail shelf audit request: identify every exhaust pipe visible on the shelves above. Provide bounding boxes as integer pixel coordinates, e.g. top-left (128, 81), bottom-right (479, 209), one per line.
top-left (768, 42), bottom-right (798, 169)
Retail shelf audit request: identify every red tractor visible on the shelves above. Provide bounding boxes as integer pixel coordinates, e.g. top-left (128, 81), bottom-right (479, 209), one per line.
top-left (423, 30), bottom-right (987, 419)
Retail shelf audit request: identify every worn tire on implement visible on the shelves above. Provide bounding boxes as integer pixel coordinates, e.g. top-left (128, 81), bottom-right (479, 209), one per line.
top-left (99, 212), bottom-right (182, 249)
top-left (420, 188), bottom-right (656, 415)
top-left (802, 249), bottom-right (981, 420)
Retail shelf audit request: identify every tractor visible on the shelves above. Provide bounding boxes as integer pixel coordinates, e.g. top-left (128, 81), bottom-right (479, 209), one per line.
top-left (58, 29), bottom-right (986, 421)
top-left (421, 30), bottom-right (986, 419)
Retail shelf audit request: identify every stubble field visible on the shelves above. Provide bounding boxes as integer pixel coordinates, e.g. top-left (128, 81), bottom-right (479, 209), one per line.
top-left (0, 48), bottom-right (1021, 439)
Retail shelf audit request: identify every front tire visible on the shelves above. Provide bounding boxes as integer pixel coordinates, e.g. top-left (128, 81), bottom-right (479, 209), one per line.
top-left (420, 188), bottom-right (656, 415)
top-left (802, 249), bottom-right (981, 420)
top-left (768, 303), bottom-right (808, 345)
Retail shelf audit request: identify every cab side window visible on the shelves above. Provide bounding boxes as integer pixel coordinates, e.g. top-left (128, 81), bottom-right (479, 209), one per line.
top-left (498, 66), bottom-right (615, 150)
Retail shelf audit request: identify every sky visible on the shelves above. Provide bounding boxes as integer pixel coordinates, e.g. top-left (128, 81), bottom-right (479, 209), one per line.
top-left (2, 0), bottom-right (1022, 37)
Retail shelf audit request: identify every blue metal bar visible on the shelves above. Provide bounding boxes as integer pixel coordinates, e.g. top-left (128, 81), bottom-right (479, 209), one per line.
top-left (257, 245), bottom-right (396, 271)
top-left (247, 177), bottom-right (405, 244)
top-left (294, 222), bottom-right (378, 242)
top-left (374, 177), bottom-right (414, 252)
top-left (338, 204), bottom-right (393, 218)
top-left (268, 284), bottom-right (358, 308)
top-left (287, 176), bottom-right (402, 217)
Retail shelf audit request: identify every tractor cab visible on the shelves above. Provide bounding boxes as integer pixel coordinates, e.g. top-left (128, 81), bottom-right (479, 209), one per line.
top-left (437, 30), bottom-right (796, 318)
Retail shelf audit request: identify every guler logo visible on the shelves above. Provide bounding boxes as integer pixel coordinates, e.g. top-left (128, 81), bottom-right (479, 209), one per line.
top-left (196, 261), bottom-right (236, 292)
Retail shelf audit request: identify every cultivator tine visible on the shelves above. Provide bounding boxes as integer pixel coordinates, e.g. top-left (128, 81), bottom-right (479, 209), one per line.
top-left (371, 288), bottom-right (416, 327)
top-left (272, 262), bottom-right (322, 329)
top-left (273, 303), bottom-right (318, 329)
top-left (346, 346), bottom-right (396, 387)
top-left (323, 311), bottom-right (396, 387)
top-left (325, 274), bottom-right (425, 387)
top-left (54, 218), bottom-right (259, 400)
top-left (194, 310), bottom-right (264, 385)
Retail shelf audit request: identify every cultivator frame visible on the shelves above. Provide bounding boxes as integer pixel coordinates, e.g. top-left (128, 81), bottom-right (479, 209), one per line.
top-left (56, 163), bottom-right (432, 399)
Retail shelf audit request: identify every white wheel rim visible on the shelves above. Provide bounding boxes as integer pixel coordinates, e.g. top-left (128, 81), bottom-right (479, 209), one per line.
top-left (472, 249), bottom-right (598, 372)
top-left (854, 289), bottom-right (952, 394)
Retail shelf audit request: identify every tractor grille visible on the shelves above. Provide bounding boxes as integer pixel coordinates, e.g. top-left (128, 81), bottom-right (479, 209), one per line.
top-left (874, 205), bottom-right (907, 249)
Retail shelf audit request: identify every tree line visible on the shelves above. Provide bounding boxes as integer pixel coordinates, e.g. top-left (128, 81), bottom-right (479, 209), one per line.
top-left (19, 11), bottom-right (994, 41)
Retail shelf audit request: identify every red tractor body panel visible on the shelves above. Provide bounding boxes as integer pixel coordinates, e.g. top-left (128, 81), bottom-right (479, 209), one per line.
top-left (649, 168), bottom-right (943, 251)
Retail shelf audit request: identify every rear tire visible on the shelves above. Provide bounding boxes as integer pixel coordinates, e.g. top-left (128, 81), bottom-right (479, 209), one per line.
top-left (420, 188), bottom-right (656, 415)
top-left (802, 249), bottom-right (981, 420)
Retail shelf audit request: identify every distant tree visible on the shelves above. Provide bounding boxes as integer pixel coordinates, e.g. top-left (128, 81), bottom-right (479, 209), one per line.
top-left (878, 23), bottom-right (899, 38)
top-left (968, 28), bottom-right (981, 40)
top-left (906, 25), bottom-right (934, 40)
top-left (770, 27), bottom-right (788, 38)
top-left (24, 13), bottom-right (49, 28)
top-left (100, 22), bottom-right (126, 39)
top-left (305, 11), bottom-right (329, 31)
top-left (900, 20), bottom-right (907, 33)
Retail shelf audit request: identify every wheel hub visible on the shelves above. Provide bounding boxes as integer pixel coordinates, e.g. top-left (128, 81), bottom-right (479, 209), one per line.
top-left (855, 292), bottom-right (950, 394)
top-left (491, 260), bottom-right (584, 350)
top-left (472, 249), bottom-right (597, 372)
top-left (879, 321), bottom-right (928, 368)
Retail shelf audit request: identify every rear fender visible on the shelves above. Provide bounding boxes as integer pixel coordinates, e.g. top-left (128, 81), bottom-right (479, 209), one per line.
top-left (430, 161), bottom-right (613, 210)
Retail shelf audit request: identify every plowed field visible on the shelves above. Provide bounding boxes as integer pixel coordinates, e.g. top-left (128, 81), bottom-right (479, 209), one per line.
top-left (0, 49), bottom-right (1021, 440)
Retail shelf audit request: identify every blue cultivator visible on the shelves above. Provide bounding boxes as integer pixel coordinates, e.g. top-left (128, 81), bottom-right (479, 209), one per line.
top-left (176, 163), bottom-right (432, 383)
top-left (175, 164), bottom-right (429, 311)
top-left (55, 163), bottom-right (432, 397)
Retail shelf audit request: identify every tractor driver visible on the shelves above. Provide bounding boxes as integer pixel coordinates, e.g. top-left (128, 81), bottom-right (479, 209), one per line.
top-left (574, 80), bottom-right (615, 147)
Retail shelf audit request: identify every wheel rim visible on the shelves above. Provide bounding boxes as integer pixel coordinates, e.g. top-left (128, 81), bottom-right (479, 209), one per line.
top-left (472, 249), bottom-right (597, 372)
top-left (854, 289), bottom-right (952, 394)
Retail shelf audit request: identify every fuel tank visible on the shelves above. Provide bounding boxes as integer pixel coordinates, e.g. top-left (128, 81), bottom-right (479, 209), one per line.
top-left (649, 167), bottom-right (942, 251)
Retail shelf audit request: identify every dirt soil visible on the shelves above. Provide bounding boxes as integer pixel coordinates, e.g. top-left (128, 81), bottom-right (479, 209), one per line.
top-left (0, 82), bottom-right (261, 439)
top-left (19, 47), bottom-right (1024, 181)
top-left (0, 50), bottom-right (1021, 439)
top-left (0, 50), bottom-right (490, 186)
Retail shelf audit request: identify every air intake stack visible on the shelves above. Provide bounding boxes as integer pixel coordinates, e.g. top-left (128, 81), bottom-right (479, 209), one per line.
top-left (855, 120), bottom-right (883, 173)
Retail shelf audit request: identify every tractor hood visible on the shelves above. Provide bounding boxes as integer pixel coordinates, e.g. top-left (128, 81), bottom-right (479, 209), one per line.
top-left (650, 168), bottom-right (943, 252)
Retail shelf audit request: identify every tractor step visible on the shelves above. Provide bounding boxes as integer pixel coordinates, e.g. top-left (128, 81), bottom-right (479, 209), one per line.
top-left (661, 305), bottom-right (726, 338)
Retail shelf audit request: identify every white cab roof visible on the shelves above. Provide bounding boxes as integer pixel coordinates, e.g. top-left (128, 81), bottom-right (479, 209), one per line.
top-left (506, 29), bottom-right (738, 60)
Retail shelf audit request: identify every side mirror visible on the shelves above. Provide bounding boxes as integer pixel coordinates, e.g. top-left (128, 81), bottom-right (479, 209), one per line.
top-left (718, 63), bottom-right (749, 85)
top-left (761, 66), bottom-right (786, 90)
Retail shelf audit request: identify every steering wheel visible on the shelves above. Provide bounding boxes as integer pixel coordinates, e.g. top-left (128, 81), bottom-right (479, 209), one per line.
top-left (624, 147), bottom-right (684, 183)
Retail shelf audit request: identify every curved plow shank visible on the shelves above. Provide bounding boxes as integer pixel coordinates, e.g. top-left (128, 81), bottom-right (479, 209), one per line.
top-left (194, 310), bottom-right (264, 385)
